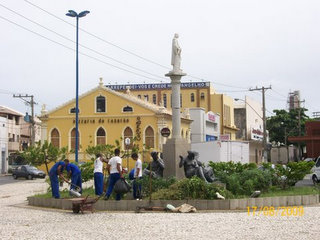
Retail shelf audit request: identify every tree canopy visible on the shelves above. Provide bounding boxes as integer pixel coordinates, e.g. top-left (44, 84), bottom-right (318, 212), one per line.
top-left (266, 108), bottom-right (309, 145)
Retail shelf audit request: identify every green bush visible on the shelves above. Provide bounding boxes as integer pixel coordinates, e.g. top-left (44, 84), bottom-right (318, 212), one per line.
top-left (276, 161), bottom-right (314, 188)
top-left (224, 169), bottom-right (272, 195)
top-left (79, 161), bottom-right (94, 183)
top-left (151, 176), bottom-right (233, 200)
top-left (209, 161), bottom-right (257, 174)
top-left (209, 161), bottom-right (257, 183)
top-left (209, 161), bottom-right (315, 194)
top-left (137, 176), bottom-right (177, 197)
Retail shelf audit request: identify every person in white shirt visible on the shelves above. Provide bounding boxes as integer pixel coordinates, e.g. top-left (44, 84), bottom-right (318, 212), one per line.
top-left (132, 152), bottom-right (142, 200)
top-left (94, 153), bottom-right (107, 196)
top-left (104, 148), bottom-right (123, 200)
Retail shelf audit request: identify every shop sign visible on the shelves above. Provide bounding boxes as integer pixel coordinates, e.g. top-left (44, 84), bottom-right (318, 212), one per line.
top-left (106, 82), bottom-right (210, 91)
top-left (220, 134), bottom-right (230, 141)
top-left (207, 113), bottom-right (216, 122)
top-left (73, 118), bottom-right (129, 124)
top-left (206, 135), bottom-right (216, 142)
top-left (251, 128), bottom-right (263, 141)
top-left (161, 127), bottom-right (171, 137)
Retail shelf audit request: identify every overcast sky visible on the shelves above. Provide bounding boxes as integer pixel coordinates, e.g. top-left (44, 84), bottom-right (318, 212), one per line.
top-left (1, 0), bottom-right (319, 117)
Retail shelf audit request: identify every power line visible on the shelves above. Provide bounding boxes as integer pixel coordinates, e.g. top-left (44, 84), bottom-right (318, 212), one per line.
top-left (0, 3), bottom-right (167, 82)
top-left (271, 89), bottom-right (287, 99)
top-left (23, 0), bottom-right (251, 90)
top-left (249, 85), bottom-right (272, 160)
top-left (23, 0), bottom-right (170, 70)
top-left (0, 15), bottom-right (166, 83)
top-left (215, 89), bottom-right (250, 93)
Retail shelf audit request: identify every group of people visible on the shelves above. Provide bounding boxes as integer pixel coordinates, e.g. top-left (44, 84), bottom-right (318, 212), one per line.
top-left (49, 149), bottom-right (164, 200)
top-left (49, 159), bottom-right (82, 199)
top-left (94, 149), bottom-right (143, 201)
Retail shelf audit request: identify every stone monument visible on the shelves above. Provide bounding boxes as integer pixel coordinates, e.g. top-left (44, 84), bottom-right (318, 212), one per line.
top-left (162, 33), bottom-right (190, 179)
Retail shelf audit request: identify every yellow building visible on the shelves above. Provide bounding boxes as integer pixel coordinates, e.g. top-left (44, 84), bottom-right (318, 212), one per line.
top-left (40, 79), bottom-right (192, 168)
top-left (107, 82), bottom-right (238, 140)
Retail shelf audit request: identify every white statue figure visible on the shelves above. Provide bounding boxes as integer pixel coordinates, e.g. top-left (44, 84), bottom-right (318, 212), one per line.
top-left (171, 33), bottom-right (182, 73)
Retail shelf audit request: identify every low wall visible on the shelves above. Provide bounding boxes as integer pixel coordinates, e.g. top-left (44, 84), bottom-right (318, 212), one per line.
top-left (27, 195), bottom-right (319, 211)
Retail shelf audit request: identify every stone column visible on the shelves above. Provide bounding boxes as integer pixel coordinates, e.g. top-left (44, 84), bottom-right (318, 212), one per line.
top-left (166, 72), bottom-right (185, 139)
top-left (163, 71), bottom-right (190, 179)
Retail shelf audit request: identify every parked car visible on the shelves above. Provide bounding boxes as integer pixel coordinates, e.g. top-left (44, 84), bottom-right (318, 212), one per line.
top-left (12, 165), bottom-right (46, 180)
top-left (8, 153), bottom-right (26, 173)
top-left (311, 156), bottom-right (320, 184)
top-left (303, 157), bottom-right (314, 162)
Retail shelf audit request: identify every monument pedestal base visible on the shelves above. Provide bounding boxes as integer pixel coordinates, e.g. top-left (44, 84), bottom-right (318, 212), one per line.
top-left (162, 138), bottom-right (190, 179)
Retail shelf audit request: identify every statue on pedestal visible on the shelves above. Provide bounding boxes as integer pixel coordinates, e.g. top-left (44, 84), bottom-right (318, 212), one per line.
top-left (143, 151), bottom-right (165, 178)
top-left (179, 151), bottom-right (215, 183)
top-left (171, 33), bottom-right (182, 74)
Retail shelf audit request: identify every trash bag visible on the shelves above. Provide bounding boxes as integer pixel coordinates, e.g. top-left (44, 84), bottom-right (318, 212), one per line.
top-left (114, 178), bottom-right (131, 194)
top-left (166, 203), bottom-right (197, 213)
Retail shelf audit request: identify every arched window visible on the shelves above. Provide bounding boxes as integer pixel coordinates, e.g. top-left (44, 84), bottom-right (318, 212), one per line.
top-left (124, 127), bottom-right (133, 149)
top-left (123, 105), bottom-right (133, 112)
top-left (71, 128), bottom-right (80, 150)
top-left (96, 127), bottom-right (106, 145)
top-left (145, 126), bottom-right (154, 149)
top-left (70, 107), bottom-right (80, 114)
top-left (96, 96), bottom-right (106, 112)
top-left (191, 93), bottom-right (195, 102)
top-left (152, 94), bottom-right (157, 104)
top-left (200, 92), bottom-right (205, 100)
top-left (51, 128), bottom-right (60, 148)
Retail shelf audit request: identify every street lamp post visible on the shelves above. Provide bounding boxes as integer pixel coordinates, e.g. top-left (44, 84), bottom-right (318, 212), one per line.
top-left (66, 10), bottom-right (90, 163)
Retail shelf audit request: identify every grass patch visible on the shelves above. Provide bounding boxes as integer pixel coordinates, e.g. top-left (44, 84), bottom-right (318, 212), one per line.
top-left (261, 186), bottom-right (320, 197)
top-left (34, 187), bottom-right (96, 198)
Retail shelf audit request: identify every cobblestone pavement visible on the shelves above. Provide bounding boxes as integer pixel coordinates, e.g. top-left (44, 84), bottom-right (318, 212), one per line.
top-left (0, 176), bottom-right (319, 240)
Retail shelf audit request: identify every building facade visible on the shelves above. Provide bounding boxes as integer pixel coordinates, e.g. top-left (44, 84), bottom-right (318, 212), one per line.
top-left (0, 106), bottom-right (23, 155)
top-left (189, 108), bottom-right (220, 143)
top-left (234, 96), bottom-right (264, 163)
top-left (40, 80), bottom-right (192, 168)
top-left (0, 116), bottom-right (8, 173)
top-left (288, 121), bottom-right (320, 158)
top-left (107, 82), bottom-right (238, 140)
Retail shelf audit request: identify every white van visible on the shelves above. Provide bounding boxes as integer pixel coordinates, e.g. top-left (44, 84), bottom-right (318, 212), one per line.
top-left (311, 156), bottom-right (320, 184)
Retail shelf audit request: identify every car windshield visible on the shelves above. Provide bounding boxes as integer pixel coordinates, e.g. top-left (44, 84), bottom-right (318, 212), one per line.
top-left (26, 166), bottom-right (38, 171)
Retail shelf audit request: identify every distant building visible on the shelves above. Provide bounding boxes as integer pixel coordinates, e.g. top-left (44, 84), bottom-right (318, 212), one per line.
top-left (0, 106), bottom-right (41, 173)
top-left (0, 106), bottom-right (23, 154)
top-left (39, 79), bottom-right (192, 168)
top-left (288, 120), bottom-right (320, 158)
top-left (234, 96), bottom-right (264, 163)
top-left (0, 116), bottom-right (8, 173)
top-left (189, 108), bottom-right (220, 143)
top-left (107, 82), bottom-right (239, 140)
top-left (288, 91), bottom-right (300, 110)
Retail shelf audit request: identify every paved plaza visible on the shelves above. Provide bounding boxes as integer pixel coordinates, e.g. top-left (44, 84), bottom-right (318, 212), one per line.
top-left (0, 176), bottom-right (319, 240)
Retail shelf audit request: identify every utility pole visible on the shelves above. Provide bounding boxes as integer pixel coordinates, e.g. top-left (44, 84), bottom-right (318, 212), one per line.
top-left (297, 99), bottom-right (305, 161)
top-left (13, 94), bottom-right (36, 146)
top-left (249, 85), bottom-right (272, 162)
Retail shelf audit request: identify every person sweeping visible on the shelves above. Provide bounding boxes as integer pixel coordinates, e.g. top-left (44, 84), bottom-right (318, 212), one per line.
top-left (49, 160), bottom-right (66, 199)
top-left (64, 159), bottom-right (82, 195)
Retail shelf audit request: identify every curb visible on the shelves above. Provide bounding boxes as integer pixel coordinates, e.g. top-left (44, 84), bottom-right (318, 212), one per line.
top-left (27, 194), bottom-right (320, 211)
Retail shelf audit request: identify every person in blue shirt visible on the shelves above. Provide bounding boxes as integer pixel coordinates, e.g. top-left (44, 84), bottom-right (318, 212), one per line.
top-left (49, 161), bottom-right (66, 199)
top-left (64, 159), bottom-right (82, 194)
